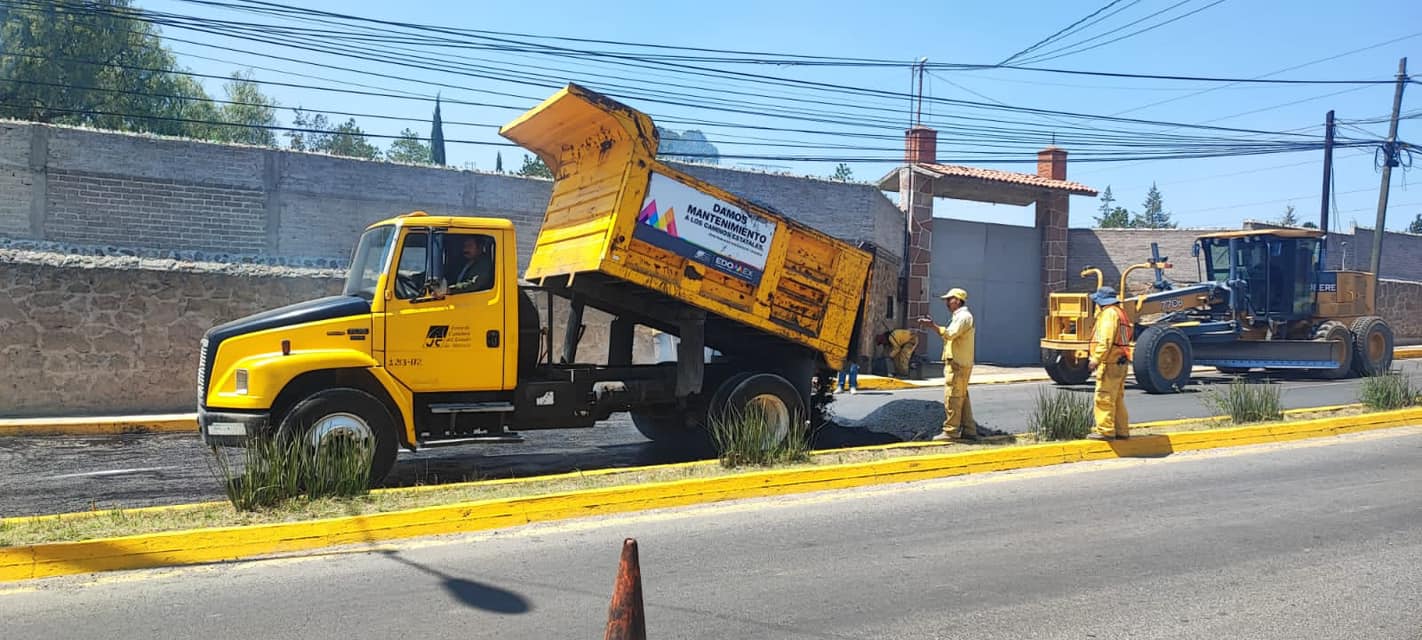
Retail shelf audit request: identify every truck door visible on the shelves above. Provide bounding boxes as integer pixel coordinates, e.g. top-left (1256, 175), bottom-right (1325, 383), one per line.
top-left (383, 225), bottom-right (507, 392)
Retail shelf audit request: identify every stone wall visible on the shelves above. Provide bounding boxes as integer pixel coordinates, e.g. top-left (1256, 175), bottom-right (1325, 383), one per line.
top-left (1377, 279), bottom-right (1422, 345)
top-left (0, 250), bottom-right (344, 418)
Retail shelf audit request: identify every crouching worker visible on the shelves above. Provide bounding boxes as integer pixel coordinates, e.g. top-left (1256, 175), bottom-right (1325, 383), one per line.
top-left (1088, 286), bottom-right (1132, 441)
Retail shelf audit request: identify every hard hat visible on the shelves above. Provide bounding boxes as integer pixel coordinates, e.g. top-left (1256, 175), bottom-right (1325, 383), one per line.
top-left (940, 287), bottom-right (968, 302)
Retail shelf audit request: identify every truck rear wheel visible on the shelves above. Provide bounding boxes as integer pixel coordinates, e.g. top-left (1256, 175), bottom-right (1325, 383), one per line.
top-left (1349, 316), bottom-right (1393, 377)
top-left (709, 372), bottom-right (806, 451)
top-left (1312, 321), bottom-right (1355, 380)
top-left (1132, 325), bottom-right (1193, 394)
top-left (275, 387), bottom-right (398, 488)
top-left (1042, 349), bottom-right (1092, 385)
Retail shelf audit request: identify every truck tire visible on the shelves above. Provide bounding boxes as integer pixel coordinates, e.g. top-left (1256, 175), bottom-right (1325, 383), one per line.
top-left (1132, 325), bottom-right (1193, 394)
top-left (630, 406), bottom-right (709, 451)
top-left (1042, 349), bottom-right (1092, 385)
top-left (1312, 321), bottom-right (1355, 380)
top-left (709, 372), bottom-right (806, 451)
top-left (275, 387), bottom-right (398, 488)
top-left (1349, 316), bottom-right (1394, 377)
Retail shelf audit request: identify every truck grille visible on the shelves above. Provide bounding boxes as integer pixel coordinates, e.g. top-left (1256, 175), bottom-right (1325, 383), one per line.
top-left (197, 337), bottom-right (209, 406)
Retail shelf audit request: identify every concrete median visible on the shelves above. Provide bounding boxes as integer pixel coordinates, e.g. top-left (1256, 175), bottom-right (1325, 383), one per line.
top-left (3, 404), bottom-right (1419, 584)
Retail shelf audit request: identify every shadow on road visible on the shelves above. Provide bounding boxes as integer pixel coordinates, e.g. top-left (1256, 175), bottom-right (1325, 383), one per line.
top-left (379, 550), bottom-right (533, 614)
top-left (1107, 434), bottom-right (1175, 459)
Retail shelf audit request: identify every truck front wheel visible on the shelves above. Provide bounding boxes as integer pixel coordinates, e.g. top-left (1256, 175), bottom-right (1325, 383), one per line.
top-left (275, 387), bottom-right (398, 488)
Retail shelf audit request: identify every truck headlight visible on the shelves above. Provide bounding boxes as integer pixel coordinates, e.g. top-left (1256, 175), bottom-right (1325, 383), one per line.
top-left (235, 369), bottom-right (249, 395)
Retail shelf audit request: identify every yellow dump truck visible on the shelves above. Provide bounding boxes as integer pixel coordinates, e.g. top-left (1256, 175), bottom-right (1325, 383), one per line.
top-left (197, 84), bottom-right (874, 484)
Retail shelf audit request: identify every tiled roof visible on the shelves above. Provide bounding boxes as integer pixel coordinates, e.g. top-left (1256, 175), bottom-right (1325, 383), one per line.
top-left (918, 163), bottom-right (1098, 196)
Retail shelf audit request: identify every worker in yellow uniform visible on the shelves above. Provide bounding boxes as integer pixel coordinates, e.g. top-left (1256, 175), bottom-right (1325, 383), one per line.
top-left (1087, 286), bottom-right (1132, 440)
top-left (883, 329), bottom-right (919, 378)
top-left (918, 288), bottom-right (978, 442)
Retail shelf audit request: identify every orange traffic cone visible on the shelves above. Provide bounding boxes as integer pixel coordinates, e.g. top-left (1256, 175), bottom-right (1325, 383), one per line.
top-left (603, 538), bottom-right (646, 640)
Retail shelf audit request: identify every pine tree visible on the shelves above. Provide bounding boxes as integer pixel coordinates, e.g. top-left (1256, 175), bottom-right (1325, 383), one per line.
top-left (831, 163), bottom-right (853, 181)
top-left (1280, 204), bottom-right (1299, 227)
top-left (495, 152), bottom-right (504, 173)
top-left (1132, 182), bottom-right (1176, 229)
top-left (518, 154), bottom-right (552, 178)
top-left (430, 96), bottom-right (446, 166)
top-left (1094, 185), bottom-right (1132, 227)
top-left (1408, 213), bottom-right (1422, 235)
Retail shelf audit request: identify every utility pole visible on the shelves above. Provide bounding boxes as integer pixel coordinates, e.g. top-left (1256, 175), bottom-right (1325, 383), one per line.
top-left (913, 58), bottom-right (927, 127)
top-left (1319, 109), bottom-right (1335, 266)
top-left (1369, 57), bottom-right (1408, 300)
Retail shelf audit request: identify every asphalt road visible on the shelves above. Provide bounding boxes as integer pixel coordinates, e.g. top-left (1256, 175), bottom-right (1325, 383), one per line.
top-left (0, 361), bottom-right (1417, 517)
top-left (5, 427), bottom-right (1419, 640)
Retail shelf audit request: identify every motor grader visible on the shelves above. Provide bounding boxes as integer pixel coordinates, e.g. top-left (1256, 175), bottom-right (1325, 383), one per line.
top-left (1039, 229), bottom-right (1394, 393)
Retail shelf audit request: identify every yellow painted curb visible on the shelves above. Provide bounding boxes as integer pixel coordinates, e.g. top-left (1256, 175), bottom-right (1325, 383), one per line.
top-left (1396, 347), bottom-right (1422, 361)
top-left (3, 405), bottom-right (1419, 584)
top-left (0, 415), bottom-right (196, 437)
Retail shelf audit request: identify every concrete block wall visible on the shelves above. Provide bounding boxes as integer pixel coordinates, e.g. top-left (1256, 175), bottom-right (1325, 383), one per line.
top-left (1067, 228), bottom-right (1213, 293)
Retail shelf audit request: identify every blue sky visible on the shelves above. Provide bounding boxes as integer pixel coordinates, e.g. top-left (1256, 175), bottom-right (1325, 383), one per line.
top-left (143, 0), bottom-right (1421, 232)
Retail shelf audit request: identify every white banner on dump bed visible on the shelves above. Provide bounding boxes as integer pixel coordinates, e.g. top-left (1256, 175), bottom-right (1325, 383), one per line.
top-left (632, 171), bottom-right (778, 284)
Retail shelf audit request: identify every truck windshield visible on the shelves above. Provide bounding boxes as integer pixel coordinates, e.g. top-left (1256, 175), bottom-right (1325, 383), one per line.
top-left (342, 225), bottom-right (396, 299)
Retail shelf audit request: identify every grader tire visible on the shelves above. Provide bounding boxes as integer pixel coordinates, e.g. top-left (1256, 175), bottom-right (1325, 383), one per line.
top-left (1312, 321), bottom-right (1355, 380)
top-left (1042, 349), bottom-right (1092, 385)
top-left (1132, 325), bottom-right (1193, 394)
top-left (1349, 316), bottom-right (1394, 377)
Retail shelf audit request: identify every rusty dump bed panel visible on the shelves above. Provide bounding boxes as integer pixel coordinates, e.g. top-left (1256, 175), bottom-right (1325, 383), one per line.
top-left (499, 84), bottom-right (873, 370)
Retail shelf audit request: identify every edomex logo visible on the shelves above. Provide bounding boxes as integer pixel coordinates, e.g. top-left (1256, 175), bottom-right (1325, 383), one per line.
top-left (425, 325), bottom-right (450, 348)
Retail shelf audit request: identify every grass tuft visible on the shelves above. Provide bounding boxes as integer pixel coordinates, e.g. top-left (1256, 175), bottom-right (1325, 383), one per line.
top-left (710, 403), bottom-right (811, 468)
top-left (206, 434), bottom-right (372, 512)
top-left (1028, 387), bottom-right (1093, 441)
top-left (1204, 377), bottom-right (1282, 424)
top-left (1359, 370), bottom-right (1418, 411)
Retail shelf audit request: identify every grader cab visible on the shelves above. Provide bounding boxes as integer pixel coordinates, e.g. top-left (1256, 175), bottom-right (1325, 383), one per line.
top-left (1040, 229), bottom-right (1394, 394)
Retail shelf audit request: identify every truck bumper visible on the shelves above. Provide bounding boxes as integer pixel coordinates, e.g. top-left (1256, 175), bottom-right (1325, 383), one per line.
top-left (199, 408), bottom-right (270, 447)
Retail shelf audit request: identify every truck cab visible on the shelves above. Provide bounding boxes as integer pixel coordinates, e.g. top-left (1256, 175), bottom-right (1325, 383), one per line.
top-left (199, 214), bottom-right (521, 482)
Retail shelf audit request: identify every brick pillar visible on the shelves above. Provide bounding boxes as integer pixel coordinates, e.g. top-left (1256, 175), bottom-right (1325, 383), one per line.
top-left (1035, 147), bottom-right (1069, 310)
top-left (900, 128), bottom-right (938, 350)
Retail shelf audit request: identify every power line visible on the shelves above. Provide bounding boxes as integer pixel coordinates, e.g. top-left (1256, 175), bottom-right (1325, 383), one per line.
top-left (1017, 0), bottom-right (1229, 65)
top-left (1109, 31), bottom-right (1422, 117)
top-left (14, 0), bottom-right (1397, 87)
top-left (997, 0), bottom-right (1138, 65)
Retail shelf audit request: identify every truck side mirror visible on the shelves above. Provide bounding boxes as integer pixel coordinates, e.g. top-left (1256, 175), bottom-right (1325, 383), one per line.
top-left (1190, 244), bottom-right (1199, 258)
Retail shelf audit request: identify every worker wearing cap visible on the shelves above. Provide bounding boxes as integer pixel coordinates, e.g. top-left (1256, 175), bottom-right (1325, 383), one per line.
top-left (918, 287), bottom-right (978, 442)
top-left (1088, 286), bottom-right (1132, 440)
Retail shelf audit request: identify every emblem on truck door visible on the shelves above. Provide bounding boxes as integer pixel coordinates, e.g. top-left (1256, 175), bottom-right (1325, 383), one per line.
top-left (425, 325), bottom-right (450, 348)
